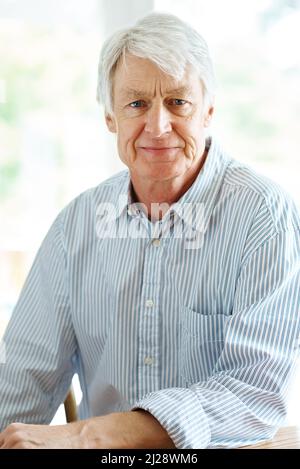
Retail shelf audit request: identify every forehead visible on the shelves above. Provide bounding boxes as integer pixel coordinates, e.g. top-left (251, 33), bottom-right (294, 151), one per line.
top-left (112, 54), bottom-right (202, 97)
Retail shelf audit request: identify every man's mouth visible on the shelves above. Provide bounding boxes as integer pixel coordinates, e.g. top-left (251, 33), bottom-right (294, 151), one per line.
top-left (138, 147), bottom-right (181, 158)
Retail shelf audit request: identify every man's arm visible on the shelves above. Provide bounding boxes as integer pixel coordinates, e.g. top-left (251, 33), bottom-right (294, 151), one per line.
top-left (0, 411), bottom-right (175, 449)
top-left (0, 211), bottom-right (77, 431)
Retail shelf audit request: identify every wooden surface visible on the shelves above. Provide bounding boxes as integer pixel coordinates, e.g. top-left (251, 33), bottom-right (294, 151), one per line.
top-left (240, 426), bottom-right (300, 449)
top-left (64, 388), bottom-right (78, 423)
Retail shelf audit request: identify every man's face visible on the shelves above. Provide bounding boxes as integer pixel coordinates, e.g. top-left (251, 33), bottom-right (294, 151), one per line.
top-left (106, 54), bottom-right (213, 183)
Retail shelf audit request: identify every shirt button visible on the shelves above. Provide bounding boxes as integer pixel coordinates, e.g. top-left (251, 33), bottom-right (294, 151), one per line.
top-left (144, 356), bottom-right (154, 365)
top-left (145, 299), bottom-right (154, 308)
top-left (152, 239), bottom-right (160, 247)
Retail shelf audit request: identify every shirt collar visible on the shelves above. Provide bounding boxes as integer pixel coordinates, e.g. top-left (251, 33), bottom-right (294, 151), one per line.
top-left (114, 177), bottom-right (137, 219)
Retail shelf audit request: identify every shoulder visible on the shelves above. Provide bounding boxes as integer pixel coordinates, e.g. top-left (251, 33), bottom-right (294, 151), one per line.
top-left (55, 169), bottom-right (128, 236)
top-left (63, 170), bottom-right (127, 213)
top-left (223, 159), bottom-right (300, 234)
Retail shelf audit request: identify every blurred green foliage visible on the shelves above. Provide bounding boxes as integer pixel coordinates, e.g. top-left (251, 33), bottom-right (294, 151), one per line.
top-left (0, 23), bottom-right (96, 201)
top-left (0, 158), bottom-right (20, 198)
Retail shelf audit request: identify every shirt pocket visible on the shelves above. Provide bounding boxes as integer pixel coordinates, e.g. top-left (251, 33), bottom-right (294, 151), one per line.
top-left (180, 307), bottom-right (228, 385)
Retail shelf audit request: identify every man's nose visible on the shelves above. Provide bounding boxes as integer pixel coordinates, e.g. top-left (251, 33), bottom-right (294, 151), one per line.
top-left (144, 103), bottom-right (172, 137)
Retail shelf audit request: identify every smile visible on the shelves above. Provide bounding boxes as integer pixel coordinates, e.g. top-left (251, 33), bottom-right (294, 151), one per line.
top-left (138, 147), bottom-right (181, 158)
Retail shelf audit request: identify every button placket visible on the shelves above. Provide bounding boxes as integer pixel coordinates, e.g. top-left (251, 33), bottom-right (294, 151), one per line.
top-left (137, 235), bottom-right (164, 397)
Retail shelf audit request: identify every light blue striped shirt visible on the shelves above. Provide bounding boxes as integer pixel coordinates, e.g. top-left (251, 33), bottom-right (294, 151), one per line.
top-left (1, 137), bottom-right (300, 448)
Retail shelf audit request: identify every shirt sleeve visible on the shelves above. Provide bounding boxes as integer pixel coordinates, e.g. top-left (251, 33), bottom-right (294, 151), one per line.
top-left (0, 210), bottom-right (77, 431)
top-left (130, 227), bottom-right (300, 448)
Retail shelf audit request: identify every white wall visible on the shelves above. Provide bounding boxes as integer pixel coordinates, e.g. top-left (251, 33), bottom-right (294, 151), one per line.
top-left (98, 0), bottom-right (154, 38)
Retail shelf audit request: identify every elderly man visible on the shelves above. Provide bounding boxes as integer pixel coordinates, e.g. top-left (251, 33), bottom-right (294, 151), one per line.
top-left (0, 12), bottom-right (299, 449)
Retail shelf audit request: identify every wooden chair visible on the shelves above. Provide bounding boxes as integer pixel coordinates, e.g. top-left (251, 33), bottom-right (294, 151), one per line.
top-left (64, 387), bottom-right (78, 423)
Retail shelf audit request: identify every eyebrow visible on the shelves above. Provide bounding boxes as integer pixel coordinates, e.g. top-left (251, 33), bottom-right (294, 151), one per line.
top-left (120, 86), bottom-right (193, 100)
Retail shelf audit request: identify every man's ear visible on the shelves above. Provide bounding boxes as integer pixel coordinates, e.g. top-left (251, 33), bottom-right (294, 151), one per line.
top-left (203, 106), bottom-right (214, 127)
top-left (105, 113), bottom-right (117, 133)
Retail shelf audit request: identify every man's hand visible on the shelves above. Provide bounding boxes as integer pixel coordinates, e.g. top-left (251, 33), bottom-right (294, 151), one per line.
top-left (0, 410), bottom-right (175, 449)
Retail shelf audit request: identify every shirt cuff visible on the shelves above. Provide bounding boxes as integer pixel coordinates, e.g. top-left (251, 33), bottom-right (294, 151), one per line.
top-left (130, 387), bottom-right (211, 449)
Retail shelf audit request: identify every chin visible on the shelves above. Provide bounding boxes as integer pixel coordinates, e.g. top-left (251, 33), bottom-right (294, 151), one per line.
top-left (151, 160), bottom-right (186, 177)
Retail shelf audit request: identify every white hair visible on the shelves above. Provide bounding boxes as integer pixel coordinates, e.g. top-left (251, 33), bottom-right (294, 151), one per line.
top-left (97, 12), bottom-right (216, 114)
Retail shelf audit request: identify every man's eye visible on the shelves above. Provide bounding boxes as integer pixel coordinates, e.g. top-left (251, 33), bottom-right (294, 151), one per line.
top-left (129, 100), bottom-right (146, 108)
top-left (169, 99), bottom-right (187, 106)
